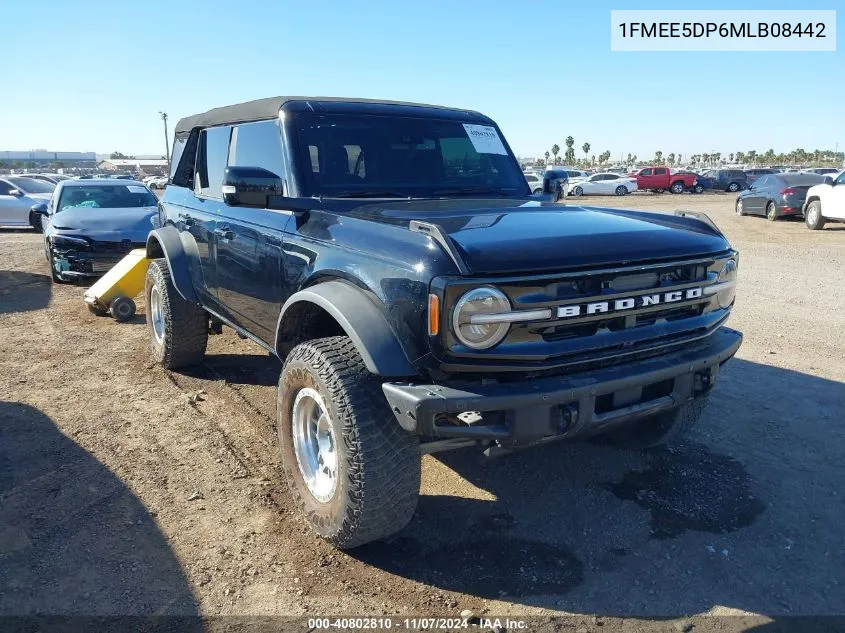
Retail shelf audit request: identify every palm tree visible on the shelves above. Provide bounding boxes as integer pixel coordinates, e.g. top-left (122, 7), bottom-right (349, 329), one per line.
top-left (746, 150), bottom-right (757, 165)
top-left (654, 150), bottom-right (663, 165)
top-left (565, 136), bottom-right (575, 164)
top-left (544, 150), bottom-right (550, 164)
top-left (582, 142), bottom-right (591, 166)
top-left (667, 153), bottom-right (676, 167)
top-left (550, 145), bottom-right (559, 165)
top-left (729, 153), bottom-right (734, 164)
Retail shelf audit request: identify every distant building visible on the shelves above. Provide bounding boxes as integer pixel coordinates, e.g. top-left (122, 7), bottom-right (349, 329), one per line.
top-left (0, 150), bottom-right (97, 167)
top-left (97, 158), bottom-right (168, 174)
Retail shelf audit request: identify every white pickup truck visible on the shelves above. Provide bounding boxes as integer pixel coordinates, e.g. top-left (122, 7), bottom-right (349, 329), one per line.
top-left (804, 170), bottom-right (845, 230)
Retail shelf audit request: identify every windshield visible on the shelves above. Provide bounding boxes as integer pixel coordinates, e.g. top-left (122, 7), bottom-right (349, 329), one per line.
top-left (56, 185), bottom-right (157, 212)
top-left (294, 113), bottom-right (528, 198)
top-left (7, 177), bottom-right (55, 194)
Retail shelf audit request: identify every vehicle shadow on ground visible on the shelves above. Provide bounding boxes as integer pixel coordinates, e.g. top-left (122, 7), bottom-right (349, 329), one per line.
top-left (184, 352), bottom-right (281, 388)
top-left (352, 358), bottom-right (845, 617)
top-left (0, 401), bottom-right (199, 618)
top-left (0, 271), bottom-right (51, 315)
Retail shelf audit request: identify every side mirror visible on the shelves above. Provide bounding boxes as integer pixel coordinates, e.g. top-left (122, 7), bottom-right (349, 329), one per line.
top-left (222, 166), bottom-right (282, 207)
top-left (824, 176), bottom-right (835, 186)
top-left (31, 202), bottom-right (49, 216)
top-left (9, 189), bottom-right (23, 197)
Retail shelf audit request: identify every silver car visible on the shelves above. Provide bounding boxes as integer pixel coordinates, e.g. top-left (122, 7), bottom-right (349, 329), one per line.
top-left (0, 176), bottom-right (55, 229)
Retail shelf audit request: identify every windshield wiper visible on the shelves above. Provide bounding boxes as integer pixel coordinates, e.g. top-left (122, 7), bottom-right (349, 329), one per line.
top-left (432, 187), bottom-right (516, 197)
top-left (330, 190), bottom-right (412, 199)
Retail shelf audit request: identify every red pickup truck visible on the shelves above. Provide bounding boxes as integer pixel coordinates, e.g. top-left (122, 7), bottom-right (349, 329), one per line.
top-left (635, 167), bottom-right (697, 194)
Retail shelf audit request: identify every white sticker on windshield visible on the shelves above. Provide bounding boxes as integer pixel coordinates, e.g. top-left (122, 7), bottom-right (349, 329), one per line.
top-left (462, 124), bottom-right (508, 155)
top-left (127, 185), bottom-right (148, 194)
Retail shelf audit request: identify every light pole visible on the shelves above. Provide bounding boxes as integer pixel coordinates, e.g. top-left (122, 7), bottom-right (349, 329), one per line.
top-left (159, 111), bottom-right (170, 174)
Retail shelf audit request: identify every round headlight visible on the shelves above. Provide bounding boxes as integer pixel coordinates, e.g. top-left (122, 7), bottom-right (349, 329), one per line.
top-left (716, 258), bottom-right (738, 308)
top-left (452, 287), bottom-right (511, 350)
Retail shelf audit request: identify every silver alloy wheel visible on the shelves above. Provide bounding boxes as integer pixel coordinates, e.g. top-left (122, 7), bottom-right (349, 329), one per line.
top-left (729, 183), bottom-right (739, 192)
top-left (808, 204), bottom-right (820, 225)
top-left (736, 200), bottom-right (743, 215)
top-left (573, 186), bottom-right (583, 196)
top-left (149, 283), bottom-right (165, 344)
top-left (291, 387), bottom-right (338, 503)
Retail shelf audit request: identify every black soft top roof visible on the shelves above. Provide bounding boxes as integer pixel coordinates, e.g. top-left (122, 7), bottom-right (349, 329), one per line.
top-left (174, 96), bottom-right (489, 135)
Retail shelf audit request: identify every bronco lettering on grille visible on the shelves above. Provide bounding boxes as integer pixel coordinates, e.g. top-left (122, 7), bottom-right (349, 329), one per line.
top-left (556, 287), bottom-right (703, 319)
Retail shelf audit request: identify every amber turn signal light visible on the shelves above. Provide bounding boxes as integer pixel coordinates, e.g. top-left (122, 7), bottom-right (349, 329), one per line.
top-left (427, 294), bottom-right (440, 336)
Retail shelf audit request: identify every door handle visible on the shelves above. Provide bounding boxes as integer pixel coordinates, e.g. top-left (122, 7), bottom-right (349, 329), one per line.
top-left (178, 213), bottom-right (194, 227)
top-left (215, 226), bottom-right (235, 241)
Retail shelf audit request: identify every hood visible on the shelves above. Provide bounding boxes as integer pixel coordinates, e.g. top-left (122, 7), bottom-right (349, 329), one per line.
top-left (347, 199), bottom-right (730, 275)
top-left (28, 192), bottom-right (53, 202)
top-left (50, 206), bottom-right (157, 243)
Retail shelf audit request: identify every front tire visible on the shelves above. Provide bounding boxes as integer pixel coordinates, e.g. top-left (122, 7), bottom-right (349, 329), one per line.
top-left (615, 185), bottom-right (627, 196)
top-left (728, 182), bottom-right (740, 192)
top-left (572, 186), bottom-right (583, 196)
top-left (735, 199), bottom-right (745, 216)
top-left (532, 188), bottom-right (542, 195)
top-left (766, 201), bottom-right (778, 222)
top-left (805, 200), bottom-right (825, 230)
top-left (278, 336), bottom-right (420, 549)
top-left (693, 184), bottom-right (704, 194)
top-left (144, 258), bottom-right (208, 369)
top-left (603, 396), bottom-right (708, 449)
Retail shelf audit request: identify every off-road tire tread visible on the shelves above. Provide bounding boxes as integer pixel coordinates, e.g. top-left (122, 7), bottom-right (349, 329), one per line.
top-left (145, 258), bottom-right (207, 369)
top-left (279, 336), bottom-right (420, 549)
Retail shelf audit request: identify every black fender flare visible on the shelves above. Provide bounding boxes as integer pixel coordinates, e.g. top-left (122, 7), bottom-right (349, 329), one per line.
top-left (146, 226), bottom-right (199, 303)
top-left (276, 280), bottom-right (417, 377)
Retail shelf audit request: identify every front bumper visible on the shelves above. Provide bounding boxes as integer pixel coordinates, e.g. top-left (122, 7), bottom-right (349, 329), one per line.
top-left (383, 327), bottom-right (742, 442)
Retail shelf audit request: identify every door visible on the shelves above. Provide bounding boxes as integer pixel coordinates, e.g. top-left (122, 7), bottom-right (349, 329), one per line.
top-left (638, 168), bottom-right (655, 189)
top-left (0, 179), bottom-right (30, 226)
top-left (653, 167), bottom-right (668, 189)
top-left (743, 176), bottom-right (770, 214)
top-left (182, 125), bottom-right (233, 303)
top-left (826, 172), bottom-right (845, 219)
top-left (215, 119), bottom-right (291, 344)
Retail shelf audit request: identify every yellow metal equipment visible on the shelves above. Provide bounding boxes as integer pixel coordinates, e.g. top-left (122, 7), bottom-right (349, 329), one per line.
top-left (83, 249), bottom-right (149, 321)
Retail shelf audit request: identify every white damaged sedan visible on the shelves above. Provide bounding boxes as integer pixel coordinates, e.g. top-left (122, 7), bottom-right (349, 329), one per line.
top-left (568, 172), bottom-right (638, 196)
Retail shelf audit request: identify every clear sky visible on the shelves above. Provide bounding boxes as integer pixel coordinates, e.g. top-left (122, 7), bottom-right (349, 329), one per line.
top-left (2, 0), bottom-right (842, 160)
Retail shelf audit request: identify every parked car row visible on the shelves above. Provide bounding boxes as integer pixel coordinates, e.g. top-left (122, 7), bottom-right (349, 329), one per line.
top-left (735, 170), bottom-right (845, 230)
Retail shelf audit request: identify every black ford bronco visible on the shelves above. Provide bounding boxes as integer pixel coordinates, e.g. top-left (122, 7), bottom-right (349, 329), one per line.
top-left (146, 96), bottom-right (741, 548)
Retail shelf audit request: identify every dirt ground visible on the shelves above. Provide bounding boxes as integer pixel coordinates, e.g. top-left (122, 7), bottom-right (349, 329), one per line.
top-left (1, 192), bottom-right (844, 630)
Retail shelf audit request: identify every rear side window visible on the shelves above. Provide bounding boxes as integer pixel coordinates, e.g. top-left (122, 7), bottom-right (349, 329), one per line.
top-left (228, 120), bottom-right (286, 178)
top-left (196, 126), bottom-right (232, 198)
top-left (654, 168), bottom-right (667, 175)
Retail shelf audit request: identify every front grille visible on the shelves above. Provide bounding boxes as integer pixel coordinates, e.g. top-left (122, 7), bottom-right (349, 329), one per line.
top-left (439, 253), bottom-right (735, 374)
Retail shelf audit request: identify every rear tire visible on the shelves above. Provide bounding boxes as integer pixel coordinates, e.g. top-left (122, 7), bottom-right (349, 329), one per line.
top-left (144, 258), bottom-right (208, 369)
top-left (29, 212), bottom-right (43, 232)
top-left (805, 200), bottom-right (825, 230)
top-left (766, 201), bottom-right (778, 222)
top-left (278, 336), bottom-right (420, 549)
top-left (532, 188), bottom-right (542, 195)
top-left (603, 396), bottom-right (708, 449)
top-left (109, 295), bottom-right (136, 321)
top-left (728, 182), bottom-right (740, 192)
top-left (670, 181), bottom-right (685, 194)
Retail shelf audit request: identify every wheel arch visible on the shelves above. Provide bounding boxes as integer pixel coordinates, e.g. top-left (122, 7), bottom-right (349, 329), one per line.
top-left (146, 225), bottom-right (198, 303)
top-left (275, 279), bottom-right (418, 378)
